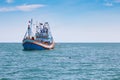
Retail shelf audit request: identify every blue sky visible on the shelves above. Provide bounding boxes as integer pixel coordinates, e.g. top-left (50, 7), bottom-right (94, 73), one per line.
top-left (0, 0), bottom-right (120, 42)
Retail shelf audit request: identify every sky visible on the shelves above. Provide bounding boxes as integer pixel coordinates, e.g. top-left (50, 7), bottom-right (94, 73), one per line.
top-left (0, 0), bottom-right (120, 42)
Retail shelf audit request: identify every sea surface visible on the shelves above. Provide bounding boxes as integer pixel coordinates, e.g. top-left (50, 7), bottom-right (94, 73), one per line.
top-left (0, 43), bottom-right (120, 80)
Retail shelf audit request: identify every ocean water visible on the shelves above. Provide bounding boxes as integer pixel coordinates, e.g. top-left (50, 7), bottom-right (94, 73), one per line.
top-left (0, 43), bottom-right (120, 80)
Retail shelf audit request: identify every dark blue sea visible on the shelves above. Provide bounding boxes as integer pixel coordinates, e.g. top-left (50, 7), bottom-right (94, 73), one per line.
top-left (0, 43), bottom-right (120, 80)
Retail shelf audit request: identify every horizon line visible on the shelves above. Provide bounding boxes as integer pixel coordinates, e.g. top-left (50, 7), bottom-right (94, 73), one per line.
top-left (1, 42), bottom-right (120, 43)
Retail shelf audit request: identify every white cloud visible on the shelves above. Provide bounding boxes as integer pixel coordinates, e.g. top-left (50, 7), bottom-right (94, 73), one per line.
top-left (0, 4), bottom-right (45, 12)
top-left (17, 4), bottom-right (45, 11)
top-left (104, 2), bottom-right (113, 7)
top-left (6, 0), bottom-right (13, 3)
top-left (104, 0), bottom-right (120, 7)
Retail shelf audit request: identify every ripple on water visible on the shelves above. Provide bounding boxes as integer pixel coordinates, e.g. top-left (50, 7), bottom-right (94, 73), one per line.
top-left (0, 43), bottom-right (120, 80)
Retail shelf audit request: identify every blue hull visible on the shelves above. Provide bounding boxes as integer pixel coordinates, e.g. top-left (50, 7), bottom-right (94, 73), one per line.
top-left (23, 42), bottom-right (47, 50)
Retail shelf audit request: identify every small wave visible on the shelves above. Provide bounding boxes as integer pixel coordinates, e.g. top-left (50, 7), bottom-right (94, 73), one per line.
top-left (0, 78), bottom-right (11, 80)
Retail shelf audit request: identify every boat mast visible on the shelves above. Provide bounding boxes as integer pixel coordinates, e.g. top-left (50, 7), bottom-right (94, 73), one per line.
top-left (28, 19), bottom-right (33, 38)
top-left (31, 19), bottom-right (33, 28)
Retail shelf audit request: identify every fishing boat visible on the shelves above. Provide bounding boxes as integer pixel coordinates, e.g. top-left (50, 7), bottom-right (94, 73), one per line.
top-left (22, 19), bottom-right (55, 50)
